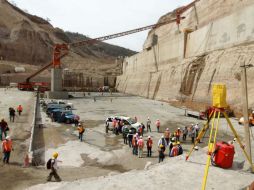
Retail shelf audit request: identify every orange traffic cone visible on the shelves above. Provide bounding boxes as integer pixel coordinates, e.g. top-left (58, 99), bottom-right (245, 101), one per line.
top-left (23, 153), bottom-right (29, 167)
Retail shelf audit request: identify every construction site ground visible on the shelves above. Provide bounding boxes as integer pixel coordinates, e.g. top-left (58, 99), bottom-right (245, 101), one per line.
top-left (0, 89), bottom-right (253, 190)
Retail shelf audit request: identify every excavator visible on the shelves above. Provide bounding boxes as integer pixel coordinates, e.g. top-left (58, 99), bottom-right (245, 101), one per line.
top-left (17, 0), bottom-right (199, 91)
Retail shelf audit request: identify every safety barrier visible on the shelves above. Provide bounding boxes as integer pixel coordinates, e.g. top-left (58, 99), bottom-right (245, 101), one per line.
top-left (28, 91), bottom-right (40, 163)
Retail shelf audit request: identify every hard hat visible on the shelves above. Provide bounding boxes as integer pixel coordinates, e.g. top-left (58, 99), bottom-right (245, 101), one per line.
top-left (172, 137), bottom-right (175, 141)
top-left (148, 136), bottom-right (151, 138)
top-left (161, 135), bottom-right (164, 138)
top-left (173, 143), bottom-right (177, 146)
top-left (159, 144), bottom-right (164, 148)
top-left (129, 130), bottom-right (132, 132)
top-left (78, 123), bottom-right (81, 126)
top-left (147, 117), bottom-right (150, 119)
top-left (166, 128), bottom-right (169, 131)
top-left (53, 152), bottom-right (58, 158)
top-left (178, 127), bottom-right (180, 130)
top-left (177, 141), bottom-right (180, 145)
top-left (194, 146), bottom-right (199, 150)
top-left (140, 136), bottom-right (142, 139)
top-left (252, 111), bottom-right (254, 114)
top-left (5, 136), bottom-right (10, 140)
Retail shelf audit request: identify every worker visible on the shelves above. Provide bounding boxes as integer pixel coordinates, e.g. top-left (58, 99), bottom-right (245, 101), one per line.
top-left (127, 130), bottom-right (133, 147)
top-left (134, 116), bottom-right (138, 122)
top-left (138, 125), bottom-right (143, 136)
top-left (17, 105), bottom-right (23, 116)
top-left (157, 136), bottom-right (166, 153)
top-left (74, 115), bottom-right (80, 127)
top-left (190, 125), bottom-right (196, 143)
top-left (137, 136), bottom-right (144, 158)
top-left (182, 126), bottom-right (188, 141)
top-left (0, 119), bottom-right (8, 140)
top-left (146, 136), bottom-right (153, 157)
top-left (9, 107), bottom-right (15, 122)
top-left (177, 142), bottom-right (183, 155)
top-left (47, 152), bottom-right (62, 182)
top-left (194, 123), bottom-right (200, 138)
top-left (112, 118), bottom-right (117, 134)
top-left (175, 128), bottom-right (181, 142)
top-left (141, 123), bottom-right (145, 136)
top-left (77, 123), bottom-right (85, 142)
top-left (132, 135), bottom-right (138, 155)
top-left (164, 128), bottom-right (170, 145)
top-left (146, 117), bottom-right (152, 132)
top-left (155, 119), bottom-right (161, 133)
top-left (122, 125), bottom-right (128, 145)
top-left (2, 136), bottom-right (13, 164)
top-left (170, 143), bottom-right (179, 157)
top-left (158, 144), bottom-right (165, 163)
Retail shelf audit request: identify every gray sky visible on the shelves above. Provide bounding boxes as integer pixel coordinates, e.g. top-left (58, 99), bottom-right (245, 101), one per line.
top-left (12, 0), bottom-right (192, 51)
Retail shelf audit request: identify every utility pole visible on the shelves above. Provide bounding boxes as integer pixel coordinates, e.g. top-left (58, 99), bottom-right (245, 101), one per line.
top-left (240, 61), bottom-right (253, 172)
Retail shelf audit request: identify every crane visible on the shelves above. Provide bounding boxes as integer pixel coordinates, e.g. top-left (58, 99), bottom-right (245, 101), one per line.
top-left (18, 16), bottom-right (185, 91)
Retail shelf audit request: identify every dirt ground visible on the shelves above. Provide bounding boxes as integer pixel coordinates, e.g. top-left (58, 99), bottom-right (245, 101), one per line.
top-left (0, 90), bottom-right (253, 190)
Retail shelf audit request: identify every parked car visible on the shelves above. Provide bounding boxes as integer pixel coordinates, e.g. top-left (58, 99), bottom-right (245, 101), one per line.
top-left (46, 104), bottom-right (66, 116)
top-left (51, 109), bottom-right (73, 122)
top-left (105, 116), bottom-right (141, 133)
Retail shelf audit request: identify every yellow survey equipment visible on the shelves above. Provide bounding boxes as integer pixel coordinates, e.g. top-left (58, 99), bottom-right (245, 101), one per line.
top-left (212, 84), bottom-right (227, 108)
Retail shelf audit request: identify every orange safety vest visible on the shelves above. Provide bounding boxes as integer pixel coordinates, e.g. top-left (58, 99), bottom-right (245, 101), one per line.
top-left (176, 130), bottom-right (181, 137)
top-left (132, 138), bottom-right (137, 146)
top-left (171, 146), bottom-right (178, 157)
top-left (78, 126), bottom-right (84, 133)
top-left (2, 139), bottom-right (12, 152)
top-left (17, 105), bottom-right (23, 112)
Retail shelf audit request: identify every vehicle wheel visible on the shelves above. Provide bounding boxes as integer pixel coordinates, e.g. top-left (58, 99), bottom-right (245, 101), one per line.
top-left (66, 119), bottom-right (71, 124)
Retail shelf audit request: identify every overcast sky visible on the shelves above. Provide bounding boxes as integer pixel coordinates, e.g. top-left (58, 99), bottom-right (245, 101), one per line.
top-left (12, 0), bottom-right (192, 51)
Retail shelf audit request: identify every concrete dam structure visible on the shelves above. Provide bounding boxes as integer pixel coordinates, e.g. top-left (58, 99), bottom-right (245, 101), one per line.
top-left (116, 0), bottom-right (254, 112)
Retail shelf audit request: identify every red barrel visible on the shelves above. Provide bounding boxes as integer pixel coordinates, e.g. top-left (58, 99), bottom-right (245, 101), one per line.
top-left (213, 141), bottom-right (235, 169)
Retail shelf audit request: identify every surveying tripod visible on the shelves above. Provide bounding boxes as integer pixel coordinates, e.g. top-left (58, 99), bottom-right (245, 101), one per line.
top-left (185, 107), bottom-right (254, 190)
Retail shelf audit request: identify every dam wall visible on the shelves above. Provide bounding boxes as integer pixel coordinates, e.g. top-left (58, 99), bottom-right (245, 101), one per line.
top-left (116, 0), bottom-right (254, 111)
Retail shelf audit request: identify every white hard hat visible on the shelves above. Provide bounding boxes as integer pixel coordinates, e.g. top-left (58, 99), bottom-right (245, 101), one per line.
top-left (148, 136), bottom-right (151, 138)
top-left (5, 136), bottom-right (10, 140)
top-left (194, 146), bottom-right (199, 150)
top-left (161, 135), bottom-right (164, 138)
top-left (178, 127), bottom-right (180, 130)
top-left (140, 136), bottom-right (142, 139)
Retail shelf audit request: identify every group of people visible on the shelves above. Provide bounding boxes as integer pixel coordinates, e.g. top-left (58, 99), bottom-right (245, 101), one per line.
top-left (1, 105), bottom-right (22, 165)
top-left (118, 115), bottom-right (187, 163)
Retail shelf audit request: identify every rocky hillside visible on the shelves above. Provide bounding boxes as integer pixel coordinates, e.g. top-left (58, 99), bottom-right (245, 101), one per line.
top-left (0, 0), bottom-right (137, 87)
top-left (0, 0), bottom-right (136, 65)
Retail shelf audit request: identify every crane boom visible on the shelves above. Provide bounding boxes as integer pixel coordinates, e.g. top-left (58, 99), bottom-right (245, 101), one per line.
top-left (70, 17), bottom-right (184, 48)
top-left (19, 16), bottom-right (187, 91)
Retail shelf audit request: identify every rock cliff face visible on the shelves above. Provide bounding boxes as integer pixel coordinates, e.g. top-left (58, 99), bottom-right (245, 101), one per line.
top-left (116, 0), bottom-right (254, 112)
top-left (0, 0), bottom-right (136, 87)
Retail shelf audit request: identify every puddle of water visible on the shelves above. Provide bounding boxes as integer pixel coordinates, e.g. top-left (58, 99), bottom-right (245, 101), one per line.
top-left (84, 130), bottom-right (122, 151)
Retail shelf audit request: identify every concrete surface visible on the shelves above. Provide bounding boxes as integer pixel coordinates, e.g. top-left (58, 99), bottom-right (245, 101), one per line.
top-left (26, 92), bottom-right (254, 190)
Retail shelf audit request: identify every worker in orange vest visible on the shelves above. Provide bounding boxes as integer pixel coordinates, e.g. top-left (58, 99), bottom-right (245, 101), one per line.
top-left (155, 119), bottom-right (160, 133)
top-left (175, 128), bottom-right (182, 142)
top-left (146, 136), bottom-right (153, 157)
top-left (170, 143), bottom-right (179, 157)
top-left (2, 136), bottom-right (13, 164)
top-left (17, 105), bottom-right (23, 116)
top-left (77, 123), bottom-right (85, 142)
